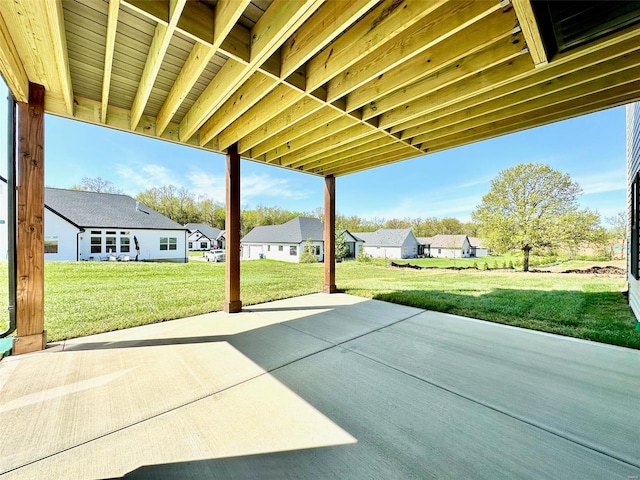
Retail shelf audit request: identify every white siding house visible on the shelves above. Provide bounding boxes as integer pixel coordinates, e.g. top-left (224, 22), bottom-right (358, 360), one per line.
top-left (0, 180), bottom-right (188, 262)
top-left (627, 102), bottom-right (640, 329)
top-left (419, 234), bottom-right (472, 258)
top-left (185, 223), bottom-right (222, 251)
top-left (354, 229), bottom-right (419, 259)
top-left (241, 217), bottom-right (325, 263)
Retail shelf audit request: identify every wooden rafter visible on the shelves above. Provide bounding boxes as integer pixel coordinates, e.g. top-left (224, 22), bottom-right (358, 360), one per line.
top-left (101, 0), bottom-right (120, 124)
top-left (512, 0), bottom-right (548, 66)
top-left (0, 9), bottom-right (28, 102)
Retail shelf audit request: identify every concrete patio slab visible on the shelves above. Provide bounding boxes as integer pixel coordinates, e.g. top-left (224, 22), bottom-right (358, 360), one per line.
top-left (0, 293), bottom-right (638, 479)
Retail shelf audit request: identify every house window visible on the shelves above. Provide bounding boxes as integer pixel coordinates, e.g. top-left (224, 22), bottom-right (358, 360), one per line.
top-left (315, 246), bottom-right (321, 255)
top-left (279, 245), bottom-right (283, 251)
top-left (106, 236), bottom-right (117, 253)
top-left (91, 236), bottom-right (101, 253)
top-left (44, 236), bottom-right (58, 254)
top-left (200, 241), bottom-right (207, 249)
top-left (438, 249), bottom-right (441, 254)
top-left (160, 237), bottom-right (177, 251)
top-left (188, 242), bottom-right (193, 249)
top-left (106, 230), bottom-right (116, 235)
top-left (120, 237), bottom-right (130, 253)
top-left (290, 246), bottom-right (297, 255)
top-left (267, 245), bottom-right (271, 251)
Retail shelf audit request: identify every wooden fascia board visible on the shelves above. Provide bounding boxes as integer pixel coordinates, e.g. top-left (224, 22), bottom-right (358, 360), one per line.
top-left (512, 0), bottom-right (547, 66)
top-left (0, 9), bottom-right (29, 102)
top-left (305, 0), bottom-right (447, 93)
top-left (130, 0), bottom-right (186, 130)
top-left (392, 32), bottom-right (640, 137)
top-left (43, 0), bottom-right (73, 115)
top-left (328, 0), bottom-right (503, 105)
top-left (155, 0), bottom-right (250, 136)
top-left (178, 0), bottom-right (322, 143)
top-left (101, 0), bottom-right (120, 124)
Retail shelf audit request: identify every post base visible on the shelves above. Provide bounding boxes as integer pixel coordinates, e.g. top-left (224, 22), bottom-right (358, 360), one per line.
top-left (323, 284), bottom-right (338, 294)
top-left (224, 300), bottom-right (243, 313)
top-left (13, 332), bottom-right (47, 355)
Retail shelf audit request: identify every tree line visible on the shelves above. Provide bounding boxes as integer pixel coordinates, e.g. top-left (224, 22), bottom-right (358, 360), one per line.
top-left (70, 177), bottom-right (480, 238)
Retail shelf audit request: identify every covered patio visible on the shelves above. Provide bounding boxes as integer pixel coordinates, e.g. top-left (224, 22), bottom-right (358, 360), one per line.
top-left (1, 293), bottom-right (639, 478)
top-left (1, 0), bottom-right (640, 353)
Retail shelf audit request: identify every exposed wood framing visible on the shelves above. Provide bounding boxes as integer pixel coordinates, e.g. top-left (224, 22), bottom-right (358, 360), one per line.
top-left (225, 144), bottom-right (242, 313)
top-left (1, 0), bottom-right (639, 178)
top-left (512, 0), bottom-right (548, 66)
top-left (323, 175), bottom-right (336, 294)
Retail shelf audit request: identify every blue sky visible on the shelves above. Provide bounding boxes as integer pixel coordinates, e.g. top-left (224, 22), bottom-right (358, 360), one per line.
top-left (0, 80), bottom-right (627, 226)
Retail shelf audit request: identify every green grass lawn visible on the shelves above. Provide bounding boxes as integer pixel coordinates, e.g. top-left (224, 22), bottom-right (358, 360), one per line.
top-left (0, 259), bottom-right (637, 350)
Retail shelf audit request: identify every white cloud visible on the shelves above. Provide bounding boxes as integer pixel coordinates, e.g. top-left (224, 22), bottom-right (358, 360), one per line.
top-left (574, 168), bottom-right (626, 195)
top-left (115, 163), bottom-right (177, 193)
top-left (185, 171), bottom-right (225, 202)
top-left (242, 173), bottom-right (310, 201)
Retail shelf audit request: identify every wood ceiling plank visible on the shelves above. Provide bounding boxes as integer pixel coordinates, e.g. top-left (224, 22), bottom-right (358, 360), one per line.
top-left (156, 0), bottom-right (250, 136)
top-left (328, 0), bottom-right (503, 104)
top-left (321, 147), bottom-right (417, 177)
top-left (512, 0), bottom-right (547, 66)
top-left (101, 0), bottom-right (120, 123)
top-left (0, 9), bottom-right (29, 102)
top-left (130, 0), bottom-right (186, 130)
top-left (306, 0), bottom-right (446, 93)
top-left (179, 0), bottom-right (322, 143)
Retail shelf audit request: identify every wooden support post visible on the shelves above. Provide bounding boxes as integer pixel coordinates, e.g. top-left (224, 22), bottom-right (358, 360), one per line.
top-left (323, 174), bottom-right (337, 293)
top-left (14, 82), bottom-right (46, 354)
top-left (224, 143), bottom-right (242, 313)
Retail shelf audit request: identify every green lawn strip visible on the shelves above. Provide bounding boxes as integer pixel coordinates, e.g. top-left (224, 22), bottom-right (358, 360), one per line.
top-left (0, 260), bottom-right (637, 350)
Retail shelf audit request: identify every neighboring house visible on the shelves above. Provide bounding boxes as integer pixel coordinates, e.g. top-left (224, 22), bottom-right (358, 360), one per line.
top-left (185, 223), bottom-right (222, 251)
top-left (418, 234), bottom-right (488, 258)
top-left (354, 228), bottom-right (419, 259)
top-left (627, 102), bottom-right (640, 327)
top-left (468, 237), bottom-right (490, 257)
top-left (241, 217), bottom-right (325, 263)
top-left (340, 230), bottom-right (363, 259)
top-left (0, 179), bottom-right (188, 262)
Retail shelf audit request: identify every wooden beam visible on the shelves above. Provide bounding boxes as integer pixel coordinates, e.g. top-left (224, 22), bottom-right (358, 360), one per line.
top-left (225, 144), bottom-right (242, 313)
top-left (512, 0), bottom-right (547, 66)
top-left (324, 148), bottom-right (417, 177)
top-left (156, 0), bottom-right (250, 135)
top-left (101, 0), bottom-right (120, 124)
top-left (179, 0), bottom-right (322, 142)
top-left (323, 175), bottom-right (337, 293)
top-left (389, 32), bottom-right (640, 136)
top-left (280, 0), bottom-right (378, 80)
top-left (294, 134), bottom-right (393, 170)
top-left (0, 9), bottom-right (28, 102)
top-left (15, 82), bottom-right (46, 355)
top-left (130, 0), bottom-right (186, 130)
top-left (199, 73), bottom-right (281, 148)
top-left (328, 0), bottom-right (503, 104)
top-left (43, 0), bottom-right (73, 115)
top-left (306, 0), bottom-right (446, 93)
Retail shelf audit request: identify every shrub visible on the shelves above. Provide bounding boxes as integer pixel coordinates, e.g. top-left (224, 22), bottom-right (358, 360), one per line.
top-left (508, 260), bottom-right (514, 269)
top-left (482, 262), bottom-right (489, 270)
top-left (502, 260), bottom-right (507, 268)
top-left (472, 261), bottom-right (478, 269)
top-left (493, 260), bottom-right (499, 269)
top-left (300, 238), bottom-right (318, 263)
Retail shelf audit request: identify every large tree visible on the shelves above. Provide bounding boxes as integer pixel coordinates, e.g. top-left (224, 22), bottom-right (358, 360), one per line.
top-left (472, 163), bottom-right (600, 271)
top-left (71, 176), bottom-right (122, 194)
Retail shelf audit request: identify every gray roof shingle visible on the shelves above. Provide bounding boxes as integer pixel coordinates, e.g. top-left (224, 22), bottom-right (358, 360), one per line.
top-left (45, 188), bottom-right (184, 230)
top-left (352, 228), bottom-right (414, 247)
top-left (241, 217), bottom-right (324, 243)
top-left (185, 223), bottom-right (221, 240)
